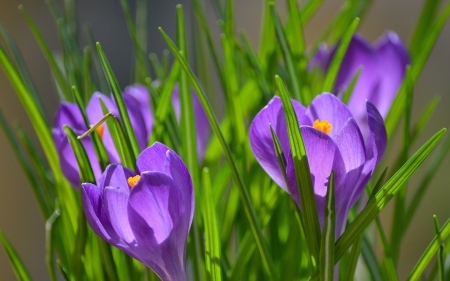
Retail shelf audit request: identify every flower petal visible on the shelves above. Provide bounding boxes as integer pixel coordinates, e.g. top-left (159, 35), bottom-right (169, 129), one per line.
top-left (53, 102), bottom-right (86, 131)
top-left (366, 100), bottom-right (387, 165)
top-left (86, 93), bottom-right (120, 163)
top-left (249, 97), bottom-right (288, 190)
top-left (286, 126), bottom-right (346, 227)
top-left (123, 93), bottom-right (150, 150)
top-left (136, 142), bottom-right (171, 174)
top-left (124, 85), bottom-right (154, 137)
top-left (373, 31), bottom-right (410, 118)
top-left (303, 93), bottom-right (353, 138)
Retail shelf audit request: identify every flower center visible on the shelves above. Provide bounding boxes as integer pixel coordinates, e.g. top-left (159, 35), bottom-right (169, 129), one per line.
top-left (313, 119), bottom-right (332, 134)
top-left (127, 175), bottom-right (141, 188)
top-left (96, 125), bottom-right (105, 139)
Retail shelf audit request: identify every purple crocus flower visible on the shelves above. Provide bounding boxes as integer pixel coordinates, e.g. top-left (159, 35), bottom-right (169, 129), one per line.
top-left (52, 85), bottom-right (154, 187)
top-left (82, 142), bottom-right (194, 281)
top-left (311, 32), bottom-right (409, 138)
top-left (249, 93), bottom-right (387, 236)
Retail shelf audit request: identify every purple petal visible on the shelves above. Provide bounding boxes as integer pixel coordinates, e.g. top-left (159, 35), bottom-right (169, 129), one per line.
top-left (86, 93), bottom-right (120, 163)
top-left (136, 142), bottom-right (171, 174)
top-left (52, 129), bottom-right (101, 188)
top-left (373, 31), bottom-right (410, 118)
top-left (303, 93), bottom-right (354, 138)
top-left (366, 101), bottom-right (387, 165)
top-left (286, 126), bottom-right (346, 228)
top-left (308, 43), bottom-right (331, 71)
top-left (128, 171), bottom-right (186, 280)
top-left (123, 93), bottom-right (150, 150)
top-left (53, 102), bottom-right (86, 131)
top-left (104, 186), bottom-right (134, 243)
top-left (124, 85), bottom-right (154, 137)
top-left (249, 97), bottom-right (287, 190)
top-left (193, 92), bottom-right (210, 161)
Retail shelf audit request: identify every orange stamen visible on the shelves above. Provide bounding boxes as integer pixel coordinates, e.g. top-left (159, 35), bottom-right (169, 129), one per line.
top-left (127, 175), bottom-right (141, 188)
top-left (96, 125), bottom-right (105, 138)
top-left (313, 119), bottom-right (333, 134)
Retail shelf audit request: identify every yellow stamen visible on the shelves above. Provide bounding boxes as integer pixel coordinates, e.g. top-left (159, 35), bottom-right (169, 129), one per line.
top-left (127, 175), bottom-right (141, 188)
top-left (313, 119), bottom-right (333, 134)
top-left (96, 125), bottom-right (105, 138)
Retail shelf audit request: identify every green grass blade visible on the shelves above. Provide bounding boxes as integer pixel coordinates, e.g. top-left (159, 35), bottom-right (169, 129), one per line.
top-left (405, 133), bottom-right (450, 228)
top-left (175, 6), bottom-right (203, 281)
top-left (96, 42), bottom-right (141, 158)
top-left (334, 128), bottom-right (446, 263)
top-left (119, 0), bottom-right (149, 82)
top-left (286, 0), bottom-right (305, 56)
top-left (202, 168), bottom-right (222, 281)
top-left (276, 75), bottom-right (321, 263)
top-left (360, 235), bottom-right (383, 280)
top-left (19, 5), bottom-right (70, 100)
top-left (45, 207), bottom-right (60, 281)
top-left (407, 218), bottom-right (450, 281)
top-left (320, 171), bottom-right (335, 281)
top-left (270, 125), bottom-right (288, 185)
top-left (70, 204), bottom-right (88, 281)
top-left (98, 101), bottom-right (136, 170)
top-left (83, 46), bottom-right (95, 104)
top-left (259, 0), bottom-right (276, 69)
top-left (270, 2), bottom-right (302, 102)
top-left (0, 21), bottom-right (46, 122)
top-left (341, 66), bottom-right (362, 104)
top-left (63, 126), bottom-right (96, 184)
top-left (409, 0), bottom-right (443, 58)
top-left (0, 231), bottom-right (32, 281)
top-left (299, 0), bottom-right (324, 25)
top-left (322, 17), bottom-right (360, 93)
top-left (411, 96), bottom-right (440, 142)
top-left (159, 27), bottom-right (278, 281)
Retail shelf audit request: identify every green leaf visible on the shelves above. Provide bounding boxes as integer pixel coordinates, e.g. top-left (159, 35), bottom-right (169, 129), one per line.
top-left (63, 126), bottom-right (95, 184)
top-left (407, 218), bottom-right (450, 281)
top-left (19, 5), bottom-right (70, 100)
top-left (276, 75), bottom-right (321, 264)
top-left (299, 0), bottom-right (324, 25)
top-left (45, 206), bottom-right (60, 281)
top-left (341, 66), bottom-right (362, 104)
top-left (159, 26), bottom-right (278, 281)
top-left (285, 0), bottom-right (305, 56)
top-left (319, 171), bottom-right (335, 281)
top-left (270, 125), bottom-right (288, 186)
top-left (96, 42), bottom-right (141, 159)
top-left (0, 231), bottom-right (32, 281)
top-left (270, 2), bottom-right (302, 102)
top-left (334, 128), bottom-right (446, 263)
top-left (202, 168), bottom-right (222, 281)
top-left (322, 17), bottom-right (360, 93)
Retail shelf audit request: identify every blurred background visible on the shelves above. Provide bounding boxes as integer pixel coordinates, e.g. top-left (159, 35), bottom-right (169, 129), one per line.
top-left (0, 0), bottom-right (448, 280)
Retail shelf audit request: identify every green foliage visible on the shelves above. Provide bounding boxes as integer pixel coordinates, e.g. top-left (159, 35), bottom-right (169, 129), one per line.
top-left (0, 0), bottom-right (449, 280)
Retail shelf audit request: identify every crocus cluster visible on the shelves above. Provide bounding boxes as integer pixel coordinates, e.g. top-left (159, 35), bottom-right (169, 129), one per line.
top-left (52, 84), bottom-right (209, 188)
top-left (311, 32), bottom-right (409, 137)
top-left (250, 93), bottom-right (387, 236)
top-left (82, 142), bottom-right (194, 281)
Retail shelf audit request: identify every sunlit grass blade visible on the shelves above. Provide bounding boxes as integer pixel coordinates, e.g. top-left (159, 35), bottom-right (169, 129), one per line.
top-left (333, 128), bottom-right (446, 264)
top-left (319, 171), bottom-right (335, 281)
top-left (45, 206), bottom-right (60, 281)
top-left (322, 17), bottom-right (359, 93)
top-left (96, 42), bottom-right (140, 158)
top-left (202, 168), bottom-right (222, 281)
top-left (119, 0), bottom-right (149, 82)
top-left (159, 26), bottom-right (278, 281)
top-left (175, 6), bottom-right (203, 281)
top-left (299, 0), bottom-right (324, 25)
top-left (19, 5), bottom-right (70, 100)
top-left (0, 111), bottom-right (51, 217)
top-left (270, 2), bottom-right (302, 102)
top-left (409, 0), bottom-right (443, 58)
top-left (341, 66), bottom-right (362, 104)
top-left (407, 218), bottom-right (450, 281)
top-left (0, 231), bottom-right (32, 281)
top-left (98, 101), bottom-right (136, 170)
top-left (276, 75), bottom-right (321, 263)
top-left (63, 126), bottom-right (95, 184)
top-left (404, 133), bottom-right (450, 228)
top-left (0, 21), bottom-right (46, 121)
top-left (192, 0), bottom-right (225, 90)
top-left (285, 0), bottom-right (305, 57)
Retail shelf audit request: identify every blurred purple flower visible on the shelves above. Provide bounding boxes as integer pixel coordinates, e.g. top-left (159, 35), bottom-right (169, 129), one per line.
top-left (311, 32), bottom-right (409, 137)
top-left (249, 93), bottom-right (387, 237)
top-left (52, 85), bottom-right (154, 187)
top-left (52, 84), bottom-right (210, 188)
top-left (82, 142), bottom-right (194, 281)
